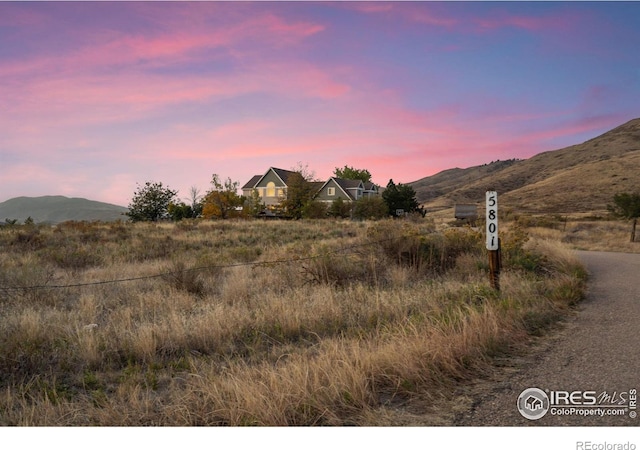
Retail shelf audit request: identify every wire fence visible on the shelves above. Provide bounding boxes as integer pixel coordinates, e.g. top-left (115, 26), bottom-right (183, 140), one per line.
top-left (0, 232), bottom-right (422, 292)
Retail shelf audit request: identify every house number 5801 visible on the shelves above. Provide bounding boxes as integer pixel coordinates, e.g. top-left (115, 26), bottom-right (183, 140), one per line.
top-left (486, 191), bottom-right (498, 250)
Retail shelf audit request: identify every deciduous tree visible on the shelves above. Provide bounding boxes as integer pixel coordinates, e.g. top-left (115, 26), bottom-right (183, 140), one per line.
top-left (333, 165), bottom-right (372, 183)
top-left (167, 202), bottom-right (194, 221)
top-left (290, 161), bottom-right (317, 181)
top-left (280, 172), bottom-right (314, 219)
top-left (243, 189), bottom-right (266, 218)
top-left (608, 192), bottom-right (640, 242)
top-left (202, 174), bottom-right (243, 220)
top-left (127, 181), bottom-right (178, 222)
top-left (184, 186), bottom-right (203, 218)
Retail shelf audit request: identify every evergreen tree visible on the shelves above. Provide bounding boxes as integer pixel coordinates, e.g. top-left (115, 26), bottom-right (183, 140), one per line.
top-left (382, 179), bottom-right (423, 217)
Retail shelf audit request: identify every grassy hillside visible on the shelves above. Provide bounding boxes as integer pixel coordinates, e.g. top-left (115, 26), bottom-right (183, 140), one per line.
top-left (410, 159), bottom-right (521, 206)
top-left (412, 118), bottom-right (640, 215)
top-left (0, 196), bottom-right (128, 224)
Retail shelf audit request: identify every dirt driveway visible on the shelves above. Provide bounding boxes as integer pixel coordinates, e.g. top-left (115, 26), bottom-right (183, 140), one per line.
top-left (453, 250), bottom-right (639, 426)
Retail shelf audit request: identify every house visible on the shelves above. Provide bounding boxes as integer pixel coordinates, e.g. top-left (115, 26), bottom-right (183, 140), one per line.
top-left (313, 177), bottom-right (379, 203)
top-left (314, 177), bottom-right (364, 203)
top-left (242, 167), bottom-right (300, 208)
top-left (242, 167), bottom-right (381, 213)
top-left (525, 395), bottom-right (544, 411)
top-left (363, 181), bottom-right (379, 198)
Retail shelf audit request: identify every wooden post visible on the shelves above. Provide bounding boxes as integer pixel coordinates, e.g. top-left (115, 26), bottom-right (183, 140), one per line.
top-left (488, 239), bottom-right (501, 291)
top-left (631, 218), bottom-right (637, 243)
top-left (486, 190), bottom-right (501, 291)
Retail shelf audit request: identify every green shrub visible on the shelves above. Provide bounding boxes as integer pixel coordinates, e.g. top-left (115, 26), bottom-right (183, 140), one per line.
top-left (302, 201), bottom-right (329, 219)
top-left (352, 197), bottom-right (388, 220)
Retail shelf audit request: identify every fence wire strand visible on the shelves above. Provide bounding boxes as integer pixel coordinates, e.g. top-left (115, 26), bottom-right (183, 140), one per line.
top-left (0, 232), bottom-right (424, 292)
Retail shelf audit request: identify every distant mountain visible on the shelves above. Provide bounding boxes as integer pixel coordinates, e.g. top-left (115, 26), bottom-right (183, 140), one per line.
top-left (411, 118), bottom-right (640, 215)
top-left (0, 196), bottom-right (128, 224)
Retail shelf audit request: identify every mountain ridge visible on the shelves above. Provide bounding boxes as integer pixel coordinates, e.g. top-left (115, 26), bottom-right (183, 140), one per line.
top-left (0, 195), bottom-right (128, 224)
top-left (410, 118), bottom-right (640, 215)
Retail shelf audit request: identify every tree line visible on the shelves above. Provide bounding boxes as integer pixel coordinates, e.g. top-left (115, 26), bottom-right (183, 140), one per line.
top-left (126, 165), bottom-right (425, 222)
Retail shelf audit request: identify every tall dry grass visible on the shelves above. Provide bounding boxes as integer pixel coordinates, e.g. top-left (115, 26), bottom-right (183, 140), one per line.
top-left (0, 218), bottom-right (586, 425)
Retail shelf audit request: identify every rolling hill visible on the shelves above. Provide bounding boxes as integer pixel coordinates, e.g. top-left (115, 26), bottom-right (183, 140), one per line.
top-left (0, 196), bottom-right (128, 224)
top-left (411, 118), bottom-right (640, 215)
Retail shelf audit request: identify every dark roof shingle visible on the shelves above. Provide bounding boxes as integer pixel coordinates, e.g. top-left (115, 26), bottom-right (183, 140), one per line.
top-left (242, 175), bottom-right (262, 190)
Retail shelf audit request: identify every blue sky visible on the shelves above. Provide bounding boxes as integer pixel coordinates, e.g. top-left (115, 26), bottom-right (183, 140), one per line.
top-left (1, 1), bottom-right (638, 205)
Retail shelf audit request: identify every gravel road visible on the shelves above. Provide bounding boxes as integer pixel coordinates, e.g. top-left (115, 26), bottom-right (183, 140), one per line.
top-left (454, 250), bottom-right (639, 426)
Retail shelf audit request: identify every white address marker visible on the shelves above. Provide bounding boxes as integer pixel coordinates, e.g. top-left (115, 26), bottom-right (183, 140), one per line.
top-left (486, 190), bottom-right (498, 250)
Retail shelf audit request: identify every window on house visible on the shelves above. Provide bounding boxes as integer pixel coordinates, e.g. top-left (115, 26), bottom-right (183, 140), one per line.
top-left (328, 187), bottom-right (335, 196)
top-left (266, 182), bottom-right (276, 197)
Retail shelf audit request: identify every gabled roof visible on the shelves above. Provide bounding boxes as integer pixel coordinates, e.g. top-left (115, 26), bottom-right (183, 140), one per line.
top-left (363, 181), bottom-right (378, 191)
top-left (316, 177), bottom-right (364, 200)
top-left (253, 167), bottom-right (301, 188)
top-left (271, 167), bottom-right (300, 185)
top-left (334, 178), bottom-right (364, 192)
top-left (242, 175), bottom-right (262, 190)
top-left (308, 181), bottom-right (324, 195)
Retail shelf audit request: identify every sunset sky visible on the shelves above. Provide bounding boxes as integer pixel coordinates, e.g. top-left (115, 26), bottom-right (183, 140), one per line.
top-left (1, 1), bottom-right (639, 206)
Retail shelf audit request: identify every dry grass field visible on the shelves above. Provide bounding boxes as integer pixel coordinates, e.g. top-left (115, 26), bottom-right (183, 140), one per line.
top-left (0, 217), bottom-right (589, 425)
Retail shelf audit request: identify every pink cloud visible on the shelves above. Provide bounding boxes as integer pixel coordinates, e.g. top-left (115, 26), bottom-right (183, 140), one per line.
top-left (346, 2), bottom-right (458, 28)
top-left (0, 10), bottom-right (341, 133)
top-left (256, 62), bottom-right (352, 99)
top-left (516, 114), bottom-right (628, 148)
top-left (2, 3), bottom-right (632, 206)
top-left (409, 9), bottom-right (459, 28)
top-left (345, 3), bottom-right (395, 14)
top-left (1, 56), bottom-right (353, 137)
top-left (473, 10), bottom-right (581, 34)
top-left (0, 4), bottom-right (48, 27)
top-left (1, 8), bottom-right (325, 78)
